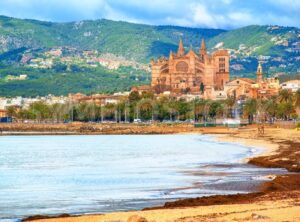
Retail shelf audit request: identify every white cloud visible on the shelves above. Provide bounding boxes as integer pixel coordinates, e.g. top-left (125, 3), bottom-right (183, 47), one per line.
top-left (228, 12), bottom-right (259, 26)
top-left (191, 4), bottom-right (218, 28)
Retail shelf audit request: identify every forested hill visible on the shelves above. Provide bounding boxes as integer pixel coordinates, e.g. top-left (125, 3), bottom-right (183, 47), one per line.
top-left (0, 15), bottom-right (299, 96)
top-left (0, 16), bottom-right (224, 62)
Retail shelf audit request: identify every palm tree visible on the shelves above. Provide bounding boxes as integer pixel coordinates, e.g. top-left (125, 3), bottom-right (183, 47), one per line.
top-left (137, 98), bottom-right (155, 121)
top-left (194, 99), bottom-right (206, 122)
top-left (278, 89), bottom-right (294, 103)
top-left (29, 101), bottom-right (51, 122)
top-left (264, 98), bottom-right (277, 123)
top-left (243, 99), bottom-right (257, 124)
top-left (6, 106), bottom-right (18, 118)
top-left (168, 99), bottom-right (180, 121)
top-left (51, 103), bottom-right (65, 123)
top-left (103, 103), bottom-right (116, 121)
top-left (225, 96), bottom-right (236, 118)
top-left (283, 102), bottom-right (295, 120)
top-left (295, 89), bottom-right (300, 109)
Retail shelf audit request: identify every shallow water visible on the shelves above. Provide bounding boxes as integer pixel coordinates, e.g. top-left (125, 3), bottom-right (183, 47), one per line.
top-left (0, 134), bottom-right (286, 221)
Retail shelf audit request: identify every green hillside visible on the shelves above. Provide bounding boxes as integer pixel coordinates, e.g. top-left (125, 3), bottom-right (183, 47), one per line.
top-left (0, 64), bottom-right (148, 97)
top-left (208, 26), bottom-right (269, 49)
top-left (207, 25), bottom-right (299, 56)
top-left (0, 16), bottom-right (225, 62)
top-left (0, 16), bottom-right (299, 96)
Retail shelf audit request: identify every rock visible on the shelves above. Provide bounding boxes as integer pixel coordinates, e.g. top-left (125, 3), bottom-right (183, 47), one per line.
top-left (127, 215), bottom-right (148, 222)
top-left (251, 213), bottom-right (270, 220)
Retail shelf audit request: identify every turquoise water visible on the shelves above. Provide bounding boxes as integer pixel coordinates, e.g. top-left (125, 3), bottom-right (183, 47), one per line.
top-left (0, 135), bottom-right (285, 221)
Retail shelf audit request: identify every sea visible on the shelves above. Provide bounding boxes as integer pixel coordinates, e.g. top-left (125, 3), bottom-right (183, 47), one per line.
top-left (0, 134), bottom-right (286, 221)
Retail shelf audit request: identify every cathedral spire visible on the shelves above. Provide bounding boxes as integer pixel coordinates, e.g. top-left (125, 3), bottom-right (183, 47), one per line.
top-left (200, 38), bottom-right (206, 54)
top-left (169, 50), bottom-right (173, 60)
top-left (177, 38), bottom-right (185, 56)
top-left (188, 44), bottom-right (196, 56)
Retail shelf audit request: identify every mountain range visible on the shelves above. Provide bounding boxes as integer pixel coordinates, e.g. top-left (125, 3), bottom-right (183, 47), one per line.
top-left (0, 15), bottom-right (299, 96)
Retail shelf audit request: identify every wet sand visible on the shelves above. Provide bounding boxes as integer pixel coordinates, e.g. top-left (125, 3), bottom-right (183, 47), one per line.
top-left (16, 124), bottom-right (300, 222)
top-left (24, 191), bottom-right (300, 222)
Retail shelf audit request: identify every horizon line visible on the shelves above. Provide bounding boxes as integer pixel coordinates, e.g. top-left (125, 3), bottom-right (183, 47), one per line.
top-left (0, 14), bottom-right (299, 30)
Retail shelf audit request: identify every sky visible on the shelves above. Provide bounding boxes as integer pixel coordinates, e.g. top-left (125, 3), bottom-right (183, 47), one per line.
top-left (0, 0), bottom-right (299, 29)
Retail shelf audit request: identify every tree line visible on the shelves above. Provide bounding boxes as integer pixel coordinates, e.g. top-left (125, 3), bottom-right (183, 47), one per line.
top-left (6, 89), bottom-right (300, 124)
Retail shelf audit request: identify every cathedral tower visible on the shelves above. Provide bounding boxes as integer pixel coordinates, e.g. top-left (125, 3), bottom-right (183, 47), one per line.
top-left (257, 62), bottom-right (263, 83)
top-left (200, 38), bottom-right (206, 61)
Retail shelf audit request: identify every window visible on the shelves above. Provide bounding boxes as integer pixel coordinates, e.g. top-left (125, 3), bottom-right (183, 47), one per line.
top-left (219, 58), bottom-right (226, 72)
top-left (176, 61), bottom-right (189, 72)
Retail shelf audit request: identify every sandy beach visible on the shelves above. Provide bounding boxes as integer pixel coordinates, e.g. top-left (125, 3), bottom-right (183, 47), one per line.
top-left (23, 193), bottom-right (300, 222)
top-left (11, 124), bottom-right (300, 222)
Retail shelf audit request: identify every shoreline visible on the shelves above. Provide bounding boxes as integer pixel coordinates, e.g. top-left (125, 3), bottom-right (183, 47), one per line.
top-left (214, 134), bottom-right (279, 163)
top-left (0, 122), bottom-right (237, 136)
top-left (6, 124), bottom-right (299, 222)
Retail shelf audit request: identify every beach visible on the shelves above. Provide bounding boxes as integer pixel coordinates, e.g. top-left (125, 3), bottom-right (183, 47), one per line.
top-left (2, 124), bottom-right (298, 222)
top-left (23, 193), bottom-right (300, 222)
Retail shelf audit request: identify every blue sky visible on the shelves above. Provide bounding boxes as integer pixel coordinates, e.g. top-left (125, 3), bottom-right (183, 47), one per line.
top-left (0, 0), bottom-right (299, 29)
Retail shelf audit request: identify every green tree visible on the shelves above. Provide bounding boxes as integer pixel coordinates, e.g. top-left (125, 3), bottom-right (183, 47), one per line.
top-left (128, 91), bottom-right (141, 103)
top-left (295, 89), bottom-right (300, 109)
top-left (137, 99), bottom-right (154, 120)
top-left (141, 91), bottom-right (154, 100)
top-left (243, 99), bottom-right (257, 124)
top-left (176, 99), bottom-right (191, 120)
top-left (53, 62), bottom-right (67, 72)
top-left (6, 106), bottom-right (18, 118)
top-left (225, 96), bottom-right (236, 118)
top-left (194, 99), bottom-right (207, 122)
top-left (29, 101), bottom-right (51, 122)
top-left (209, 101), bottom-right (223, 118)
top-left (282, 102), bottom-right (296, 120)
top-left (18, 109), bottom-right (35, 121)
top-left (278, 89), bottom-right (294, 103)
top-left (264, 97), bottom-right (277, 122)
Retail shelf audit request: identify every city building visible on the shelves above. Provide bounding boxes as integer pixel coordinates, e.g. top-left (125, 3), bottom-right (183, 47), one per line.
top-left (151, 39), bottom-right (230, 98)
top-left (0, 109), bottom-right (7, 118)
top-left (6, 74), bottom-right (28, 81)
top-left (131, 85), bottom-right (152, 94)
top-left (280, 80), bottom-right (300, 92)
top-left (224, 78), bottom-right (256, 99)
top-left (253, 63), bottom-right (280, 99)
top-left (69, 93), bottom-right (124, 105)
top-left (223, 62), bottom-right (280, 100)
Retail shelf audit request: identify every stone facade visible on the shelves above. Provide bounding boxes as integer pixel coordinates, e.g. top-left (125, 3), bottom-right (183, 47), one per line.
top-left (151, 39), bottom-right (230, 98)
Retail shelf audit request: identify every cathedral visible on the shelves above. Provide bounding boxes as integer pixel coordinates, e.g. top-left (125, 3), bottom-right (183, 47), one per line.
top-left (151, 39), bottom-right (230, 97)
